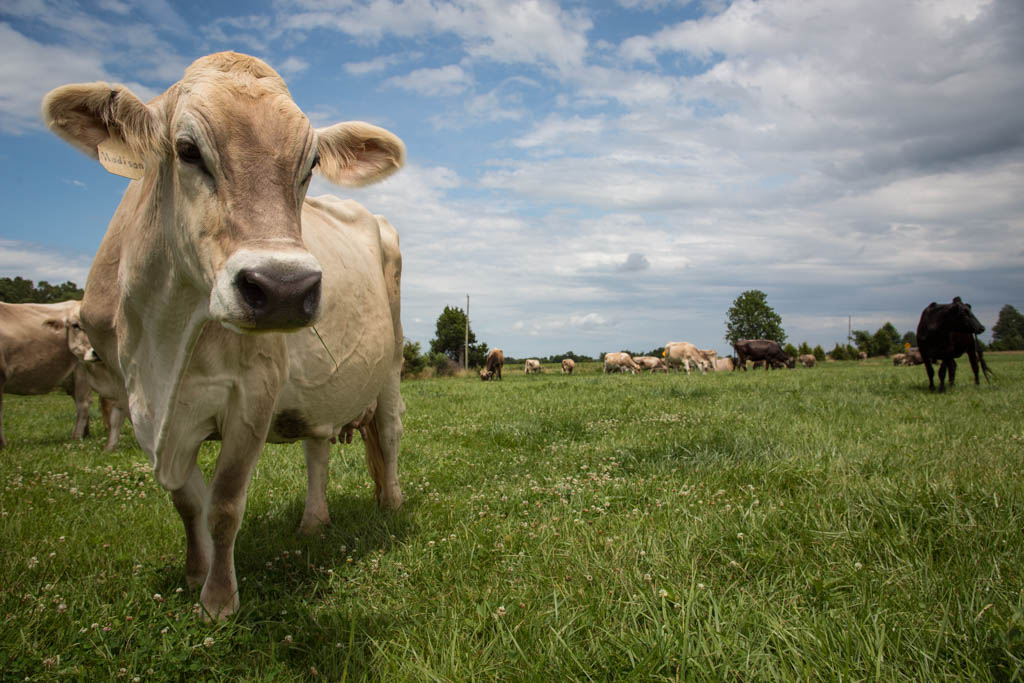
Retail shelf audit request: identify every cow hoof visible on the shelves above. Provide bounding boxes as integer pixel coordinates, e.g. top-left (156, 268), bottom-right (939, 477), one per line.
top-left (200, 585), bottom-right (239, 622)
top-left (298, 515), bottom-right (330, 536)
top-left (377, 488), bottom-right (403, 510)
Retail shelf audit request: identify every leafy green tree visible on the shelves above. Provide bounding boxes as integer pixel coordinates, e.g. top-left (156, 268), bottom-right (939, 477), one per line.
top-left (724, 290), bottom-right (786, 346)
top-left (0, 277), bottom-right (83, 303)
top-left (870, 322), bottom-right (901, 357)
top-left (402, 339), bottom-right (426, 377)
top-left (851, 329), bottom-right (871, 353)
top-left (900, 331), bottom-right (917, 348)
top-left (991, 304), bottom-right (1024, 351)
top-left (797, 341), bottom-right (812, 356)
top-left (783, 343), bottom-right (798, 358)
top-left (812, 345), bottom-right (826, 362)
top-left (429, 305), bottom-right (488, 366)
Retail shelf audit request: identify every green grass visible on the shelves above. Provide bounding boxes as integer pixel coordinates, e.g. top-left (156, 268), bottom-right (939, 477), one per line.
top-left (2, 354), bottom-right (1023, 680)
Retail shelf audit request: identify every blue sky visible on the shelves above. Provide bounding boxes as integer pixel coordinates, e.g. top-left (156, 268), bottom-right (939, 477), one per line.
top-left (2, 0), bottom-right (1022, 358)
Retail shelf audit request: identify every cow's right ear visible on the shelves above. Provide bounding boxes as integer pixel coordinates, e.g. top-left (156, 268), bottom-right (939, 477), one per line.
top-left (42, 82), bottom-right (163, 160)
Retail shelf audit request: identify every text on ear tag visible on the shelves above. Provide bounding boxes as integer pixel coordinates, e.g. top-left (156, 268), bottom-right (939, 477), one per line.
top-left (97, 127), bottom-right (145, 180)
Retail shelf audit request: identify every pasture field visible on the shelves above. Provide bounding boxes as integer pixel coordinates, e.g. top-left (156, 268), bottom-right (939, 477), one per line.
top-left (2, 355), bottom-right (1023, 681)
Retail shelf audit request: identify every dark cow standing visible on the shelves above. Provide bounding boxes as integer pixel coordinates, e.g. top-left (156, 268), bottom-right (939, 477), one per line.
top-left (916, 297), bottom-right (992, 392)
top-left (733, 339), bottom-right (795, 370)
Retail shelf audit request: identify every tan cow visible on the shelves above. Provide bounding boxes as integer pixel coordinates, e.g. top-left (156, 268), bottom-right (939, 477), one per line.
top-left (634, 356), bottom-right (668, 373)
top-left (663, 341), bottom-right (710, 375)
top-left (524, 359), bottom-right (542, 374)
top-left (0, 300), bottom-right (92, 448)
top-left (714, 356), bottom-right (735, 372)
top-left (480, 348), bottom-right (504, 381)
top-left (797, 354), bottom-right (817, 368)
top-left (64, 302), bottom-right (129, 451)
top-left (604, 352), bottom-right (640, 374)
top-left (44, 52), bottom-right (407, 620)
top-left (561, 358), bottom-right (575, 374)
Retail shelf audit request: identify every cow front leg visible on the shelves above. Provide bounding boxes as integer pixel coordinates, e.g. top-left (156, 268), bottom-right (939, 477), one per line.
top-left (103, 401), bottom-right (126, 452)
top-left (947, 358), bottom-right (957, 388)
top-left (70, 366), bottom-right (92, 439)
top-left (0, 389), bottom-right (6, 449)
top-left (171, 462), bottom-right (212, 589)
top-left (200, 435), bottom-right (264, 621)
top-left (364, 379), bottom-right (404, 510)
top-left (924, 360), bottom-right (936, 390)
top-left (299, 438), bottom-right (331, 534)
top-left (938, 361), bottom-right (948, 393)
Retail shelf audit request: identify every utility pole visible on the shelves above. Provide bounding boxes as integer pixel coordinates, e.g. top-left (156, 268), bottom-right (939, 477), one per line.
top-left (465, 294), bottom-right (470, 370)
top-left (847, 316), bottom-right (852, 348)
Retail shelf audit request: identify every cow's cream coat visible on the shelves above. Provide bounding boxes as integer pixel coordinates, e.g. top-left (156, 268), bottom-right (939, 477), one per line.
top-left (43, 52), bottom-right (406, 620)
top-left (663, 341), bottom-right (711, 375)
top-left (0, 300), bottom-right (92, 447)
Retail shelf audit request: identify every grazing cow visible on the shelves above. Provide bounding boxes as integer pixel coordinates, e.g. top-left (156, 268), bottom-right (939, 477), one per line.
top-left (64, 303), bottom-right (129, 451)
top-left (524, 359), bottom-right (542, 374)
top-left (858, 351), bottom-right (868, 360)
top-left (892, 353), bottom-right (907, 366)
top-left (604, 352), bottom-right (641, 374)
top-left (634, 356), bottom-right (668, 373)
top-left (916, 297), bottom-right (992, 392)
top-left (0, 300), bottom-right (92, 448)
top-left (44, 52), bottom-right (407, 619)
top-left (715, 356), bottom-right (735, 372)
top-left (797, 354), bottom-right (816, 368)
top-left (698, 349), bottom-right (718, 372)
top-left (663, 341), bottom-right (710, 375)
top-left (903, 348), bottom-right (923, 366)
top-left (480, 348), bottom-right (504, 381)
top-left (733, 339), bottom-right (795, 370)
top-left (561, 358), bottom-right (575, 375)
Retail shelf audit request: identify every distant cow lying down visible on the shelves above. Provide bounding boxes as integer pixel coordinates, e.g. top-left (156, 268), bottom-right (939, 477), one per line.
top-left (634, 356), bottom-right (668, 373)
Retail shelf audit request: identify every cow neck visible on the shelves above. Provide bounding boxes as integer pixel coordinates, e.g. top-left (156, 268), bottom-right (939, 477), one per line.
top-left (114, 169), bottom-right (216, 488)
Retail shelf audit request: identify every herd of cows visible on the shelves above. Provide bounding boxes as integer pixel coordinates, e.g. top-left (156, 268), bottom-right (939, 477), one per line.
top-left (0, 52), bottom-right (996, 621)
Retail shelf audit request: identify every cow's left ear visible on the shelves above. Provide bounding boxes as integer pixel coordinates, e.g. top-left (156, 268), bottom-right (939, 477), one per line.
top-left (315, 121), bottom-right (405, 187)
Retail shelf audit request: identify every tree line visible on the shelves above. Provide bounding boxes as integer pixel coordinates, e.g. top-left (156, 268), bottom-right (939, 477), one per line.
top-left (406, 293), bottom-right (1023, 376)
top-left (0, 277), bottom-right (83, 303)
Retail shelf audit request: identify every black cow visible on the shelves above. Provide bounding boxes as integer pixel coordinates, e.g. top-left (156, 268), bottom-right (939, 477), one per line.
top-left (916, 297), bottom-right (992, 392)
top-left (733, 339), bottom-right (795, 370)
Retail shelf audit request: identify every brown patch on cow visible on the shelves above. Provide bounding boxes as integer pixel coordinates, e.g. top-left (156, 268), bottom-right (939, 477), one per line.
top-left (272, 410), bottom-right (308, 440)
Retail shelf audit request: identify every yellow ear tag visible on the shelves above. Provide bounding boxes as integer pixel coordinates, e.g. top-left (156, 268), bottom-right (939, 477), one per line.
top-left (97, 126), bottom-right (145, 180)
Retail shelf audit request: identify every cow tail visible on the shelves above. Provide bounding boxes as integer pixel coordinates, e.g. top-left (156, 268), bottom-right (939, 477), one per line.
top-left (976, 336), bottom-right (994, 382)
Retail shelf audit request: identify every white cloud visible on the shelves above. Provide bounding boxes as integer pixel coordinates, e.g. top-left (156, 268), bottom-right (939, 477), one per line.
top-left (384, 64), bottom-right (473, 96)
top-left (344, 53), bottom-right (414, 76)
top-left (276, 56), bottom-right (310, 75)
top-left (0, 240), bottom-right (91, 286)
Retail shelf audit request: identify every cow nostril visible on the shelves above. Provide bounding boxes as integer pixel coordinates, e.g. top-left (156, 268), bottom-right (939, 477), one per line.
top-left (236, 271), bottom-right (269, 312)
top-left (302, 275), bottom-right (321, 319)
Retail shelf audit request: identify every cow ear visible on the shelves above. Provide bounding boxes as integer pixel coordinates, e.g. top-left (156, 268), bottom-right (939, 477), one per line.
top-left (42, 318), bottom-right (65, 332)
top-left (315, 121), bottom-right (405, 187)
top-left (42, 82), bottom-right (163, 160)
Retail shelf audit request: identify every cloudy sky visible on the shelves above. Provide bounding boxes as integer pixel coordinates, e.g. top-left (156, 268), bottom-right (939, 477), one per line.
top-left (2, 0), bottom-right (1021, 358)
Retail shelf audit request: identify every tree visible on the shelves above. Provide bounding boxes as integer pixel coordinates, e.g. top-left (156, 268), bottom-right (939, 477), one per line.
top-left (429, 305), bottom-right (488, 366)
top-left (812, 345), bottom-right (826, 362)
top-left (851, 329), bottom-right (871, 353)
top-left (900, 331), bottom-right (917, 348)
top-left (797, 341), bottom-right (812, 356)
top-left (783, 343), bottom-right (798, 359)
top-left (870, 322), bottom-right (901, 357)
top-left (0, 277), bottom-right (83, 303)
top-left (991, 304), bottom-right (1024, 351)
top-left (724, 290), bottom-right (786, 346)
top-left (402, 339), bottom-right (426, 377)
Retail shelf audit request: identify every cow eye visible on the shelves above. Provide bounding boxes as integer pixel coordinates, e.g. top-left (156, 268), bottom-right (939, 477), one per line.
top-left (176, 140), bottom-right (209, 174)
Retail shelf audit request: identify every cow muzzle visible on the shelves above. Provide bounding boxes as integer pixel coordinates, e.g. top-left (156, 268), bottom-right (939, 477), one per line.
top-left (211, 250), bottom-right (323, 332)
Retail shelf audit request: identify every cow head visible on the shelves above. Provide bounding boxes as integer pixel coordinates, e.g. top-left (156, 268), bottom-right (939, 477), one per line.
top-left (42, 52), bottom-right (405, 333)
top-left (42, 302), bottom-right (99, 362)
top-left (480, 369), bottom-right (492, 381)
top-left (948, 297), bottom-right (985, 335)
